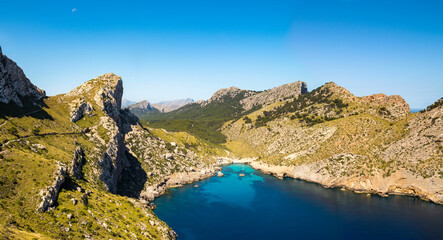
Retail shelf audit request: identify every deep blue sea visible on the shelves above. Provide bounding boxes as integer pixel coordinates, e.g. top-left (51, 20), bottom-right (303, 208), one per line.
top-left (153, 164), bottom-right (443, 240)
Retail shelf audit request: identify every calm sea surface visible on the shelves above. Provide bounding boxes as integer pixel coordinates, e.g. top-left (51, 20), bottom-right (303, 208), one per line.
top-left (153, 164), bottom-right (443, 240)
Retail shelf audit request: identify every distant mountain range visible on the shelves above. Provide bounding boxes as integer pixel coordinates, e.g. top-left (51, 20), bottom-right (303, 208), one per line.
top-left (124, 98), bottom-right (194, 116)
top-left (121, 99), bottom-right (136, 108)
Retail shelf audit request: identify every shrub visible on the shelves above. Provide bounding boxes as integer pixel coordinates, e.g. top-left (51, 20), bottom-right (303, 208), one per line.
top-left (7, 127), bottom-right (18, 136)
top-left (32, 127), bottom-right (40, 135)
top-left (243, 116), bottom-right (252, 124)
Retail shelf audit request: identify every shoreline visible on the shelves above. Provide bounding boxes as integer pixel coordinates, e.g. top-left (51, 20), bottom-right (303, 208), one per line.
top-left (248, 161), bottom-right (443, 205)
top-left (142, 158), bottom-right (255, 204)
top-left (141, 165), bottom-right (221, 203)
top-left (142, 158), bottom-right (442, 206)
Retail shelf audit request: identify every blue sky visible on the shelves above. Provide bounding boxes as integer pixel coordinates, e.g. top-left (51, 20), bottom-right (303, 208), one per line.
top-left (0, 0), bottom-right (442, 109)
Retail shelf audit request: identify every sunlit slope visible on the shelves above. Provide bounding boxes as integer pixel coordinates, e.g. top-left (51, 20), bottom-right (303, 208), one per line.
top-left (222, 83), bottom-right (442, 203)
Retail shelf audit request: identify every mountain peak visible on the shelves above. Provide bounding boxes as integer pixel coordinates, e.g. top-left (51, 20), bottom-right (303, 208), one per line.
top-left (65, 73), bottom-right (123, 121)
top-left (318, 82), bottom-right (354, 96)
top-left (0, 46), bottom-right (46, 107)
top-left (240, 81), bottom-right (307, 111)
top-left (127, 100), bottom-right (151, 109)
top-left (205, 86), bottom-right (254, 105)
top-left (210, 86), bottom-right (242, 99)
top-left (361, 93), bottom-right (410, 117)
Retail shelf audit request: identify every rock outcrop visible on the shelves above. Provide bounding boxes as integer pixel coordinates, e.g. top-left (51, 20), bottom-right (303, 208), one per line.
top-left (140, 168), bottom-right (217, 201)
top-left (315, 82), bottom-right (410, 119)
top-left (93, 73), bottom-right (123, 121)
top-left (70, 146), bottom-right (85, 180)
top-left (0, 46), bottom-right (46, 107)
top-left (202, 86), bottom-right (256, 106)
top-left (361, 93), bottom-right (410, 119)
top-left (37, 163), bottom-right (67, 212)
top-left (69, 98), bottom-right (94, 122)
top-left (240, 81), bottom-right (307, 111)
top-left (66, 73), bottom-right (127, 193)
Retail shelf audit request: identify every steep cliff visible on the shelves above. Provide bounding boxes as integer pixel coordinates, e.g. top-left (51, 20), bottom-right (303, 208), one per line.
top-left (63, 73), bottom-right (127, 193)
top-left (0, 46), bottom-right (45, 107)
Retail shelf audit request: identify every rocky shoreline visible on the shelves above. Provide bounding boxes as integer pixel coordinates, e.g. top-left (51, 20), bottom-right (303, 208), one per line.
top-left (249, 161), bottom-right (443, 205)
top-left (141, 166), bottom-right (220, 202)
top-left (140, 157), bottom-right (443, 206)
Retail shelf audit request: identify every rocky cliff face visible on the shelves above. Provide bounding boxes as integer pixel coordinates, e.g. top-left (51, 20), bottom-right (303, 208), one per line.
top-left (202, 86), bottom-right (256, 107)
top-left (64, 73), bottom-right (127, 193)
top-left (201, 82), bottom-right (308, 111)
top-left (0, 46), bottom-right (46, 107)
top-left (240, 81), bottom-right (307, 111)
top-left (123, 124), bottom-right (218, 201)
top-left (36, 162), bottom-right (67, 212)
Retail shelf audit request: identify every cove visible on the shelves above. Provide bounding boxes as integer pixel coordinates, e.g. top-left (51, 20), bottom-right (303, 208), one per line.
top-left (153, 164), bottom-right (443, 240)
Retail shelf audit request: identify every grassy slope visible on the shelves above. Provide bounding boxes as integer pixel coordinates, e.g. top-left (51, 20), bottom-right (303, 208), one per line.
top-left (148, 128), bottom-right (226, 158)
top-left (0, 93), bottom-right (171, 239)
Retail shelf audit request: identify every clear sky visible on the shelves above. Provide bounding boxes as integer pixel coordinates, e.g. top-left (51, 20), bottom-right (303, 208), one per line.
top-left (1, 0), bottom-right (442, 109)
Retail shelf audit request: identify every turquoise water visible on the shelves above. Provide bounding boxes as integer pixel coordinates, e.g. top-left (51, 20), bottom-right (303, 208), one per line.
top-left (153, 164), bottom-right (443, 240)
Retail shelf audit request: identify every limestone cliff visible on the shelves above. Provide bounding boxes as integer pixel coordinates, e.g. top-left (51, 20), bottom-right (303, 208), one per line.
top-left (0, 46), bottom-right (46, 107)
top-left (64, 73), bottom-right (127, 193)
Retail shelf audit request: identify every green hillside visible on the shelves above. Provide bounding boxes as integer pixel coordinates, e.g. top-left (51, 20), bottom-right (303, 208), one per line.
top-left (142, 90), bottom-right (260, 143)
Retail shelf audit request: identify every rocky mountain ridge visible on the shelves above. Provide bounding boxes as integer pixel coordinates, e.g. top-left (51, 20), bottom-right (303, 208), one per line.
top-left (142, 81), bottom-right (310, 143)
top-left (125, 98), bottom-right (195, 117)
top-left (125, 100), bottom-right (159, 114)
top-left (201, 86), bottom-right (257, 107)
top-left (0, 48), bottom-right (223, 239)
top-left (240, 81), bottom-right (307, 111)
top-left (0, 46), bottom-right (46, 107)
top-left (222, 81), bottom-right (441, 204)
